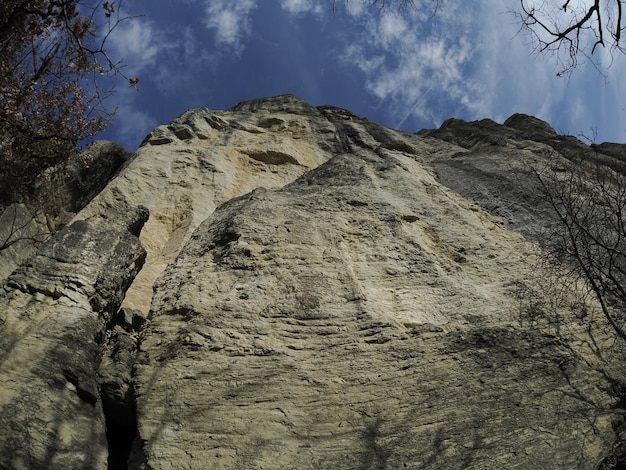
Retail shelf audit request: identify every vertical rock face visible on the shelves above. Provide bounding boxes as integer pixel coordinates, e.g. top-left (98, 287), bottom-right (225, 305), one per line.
top-left (0, 141), bottom-right (130, 285)
top-left (129, 113), bottom-right (621, 469)
top-left (0, 204), bottom-right (50, 281)
top-left (0, 205), bottom-right (147, 469)
top-left (75, 95), bottom-right (339, 315)
top-left (2, 95), bottom-right (626, 468)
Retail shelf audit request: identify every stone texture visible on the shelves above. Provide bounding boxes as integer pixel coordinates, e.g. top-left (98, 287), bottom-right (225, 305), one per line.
top-left (419, 115), bottom-right (626, 241)
top-left (0, 204), bottom-right (50, 282)
top-left (2, 95), bottom-right (626, 469)
top-left (130, 111), bottom-right (624, 469)
top-left (75, 95), bottom-right (339, 315)
top-left (0, 141), bottom-right (130, 285)
top-left (34, 140), bottom-right (130, 219)
top-left (0, 205), bottom-right (147, 469)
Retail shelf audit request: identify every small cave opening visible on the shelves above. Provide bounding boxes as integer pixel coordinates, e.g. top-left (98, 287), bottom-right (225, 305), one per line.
top-left (104, 399), bottom-right (138, 470)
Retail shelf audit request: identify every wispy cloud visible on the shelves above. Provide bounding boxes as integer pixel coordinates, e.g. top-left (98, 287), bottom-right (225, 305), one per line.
top-left (203, 0), bottom-right (257, 53)
top-left (109, 101), bottom-right (159, 149)
top-left (332, 0), bottom-right (620, 139)
top-left (107, 19), bottom-right (160, 76)
top-left (338, 5), bottom-right (479, 127)
top-left (344, 1), bottom-right (368, 17)
top-left (99, 0), bottom-right (625, 148)
top-left (280, 0), bottom-right (324, 16)
top-left (102, 16), bottom-right (203, 148)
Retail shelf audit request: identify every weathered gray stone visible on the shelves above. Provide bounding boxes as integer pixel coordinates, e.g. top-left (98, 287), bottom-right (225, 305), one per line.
top-left (0, 205), bottom-right (147, 469)
top-left (0, 204), bottom-right (50, 282)
top-left (0, 141), bottom-right (130, 285)
top-left (130, 128), bottom-right (623, 468)
top-left (3, 95), bottom-right (626, 468)
top-left (33, 140), bottom-right (130, 220)
top-left (419, 116), bottom-right (626, 242)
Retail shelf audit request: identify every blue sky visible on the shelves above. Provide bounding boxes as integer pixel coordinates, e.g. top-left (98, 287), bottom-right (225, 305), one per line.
top-left (97, 0), bottom-right (626, 151)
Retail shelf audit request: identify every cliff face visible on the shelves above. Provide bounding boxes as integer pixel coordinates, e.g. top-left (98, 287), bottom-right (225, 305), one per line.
top-left (1, 95), bottom-right (625, 469)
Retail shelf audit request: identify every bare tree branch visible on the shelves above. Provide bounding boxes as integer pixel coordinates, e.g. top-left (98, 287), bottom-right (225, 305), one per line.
top-left (533, 159), bottom-right (626, 342)
top-left (517, 0), bottom-right (625, 75)
top-left (331, 0), bottom-right (441, 14)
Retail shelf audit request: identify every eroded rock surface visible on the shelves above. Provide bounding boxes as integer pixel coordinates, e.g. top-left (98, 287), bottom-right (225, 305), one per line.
top-left (421, 115), bottom-right (626, 240)
top-left (130, 116), bottom-right (623, 468)
top-left (75, 95), bottom-right (340, 315)
top-left (2, 95), bottom-right (626, 469)
top-left (0, 140), bottom-right (130, 285)
top-left (0, 204), bottom-right (50, 281)
top-left (0, 205), bottom-right (147, 469)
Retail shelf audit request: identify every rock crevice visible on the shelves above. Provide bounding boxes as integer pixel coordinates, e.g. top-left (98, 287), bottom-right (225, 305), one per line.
top-left (0, 205), bottom-right (148, 469)
top-left (2, 95), bottom-right (626, 469)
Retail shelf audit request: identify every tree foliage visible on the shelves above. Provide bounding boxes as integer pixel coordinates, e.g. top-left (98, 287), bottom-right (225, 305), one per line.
top-left (0, 0), bottom-right (134, 203)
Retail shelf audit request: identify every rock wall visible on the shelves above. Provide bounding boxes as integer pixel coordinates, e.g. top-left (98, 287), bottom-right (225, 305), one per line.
top-left (133, 136), bottom-right (617, 469)
top-left (75, 95), bottom-right (339, 315)
top-left (0, 205), bottom-right (147, 469)
top-left (0, 140), bottom-right (130, 283)
top-left (1, 95), bottom-right (626, 469)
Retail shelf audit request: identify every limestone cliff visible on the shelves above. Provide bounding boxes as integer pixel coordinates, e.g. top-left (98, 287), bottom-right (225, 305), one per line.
top-left (1, 94), bottom-right (626, 469)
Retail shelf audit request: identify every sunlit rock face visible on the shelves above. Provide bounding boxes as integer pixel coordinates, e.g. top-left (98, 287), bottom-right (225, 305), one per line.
top-left (76, 95), bottom-right (339, 316)
top-left (2, 94), bottom-right (626, 469)
top-left (0, 205), bottom-right (147, 469)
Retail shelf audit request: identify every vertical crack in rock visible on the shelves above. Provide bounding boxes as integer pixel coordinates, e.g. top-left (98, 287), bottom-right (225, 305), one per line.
top-left (0, 205), bottom-right (148, 469)
top-left (99, 308), bottom-right (146, 469)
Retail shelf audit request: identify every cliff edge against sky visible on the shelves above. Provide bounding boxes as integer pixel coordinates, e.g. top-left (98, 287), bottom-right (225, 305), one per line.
top-left (1, 95), bottom-right (625, 469)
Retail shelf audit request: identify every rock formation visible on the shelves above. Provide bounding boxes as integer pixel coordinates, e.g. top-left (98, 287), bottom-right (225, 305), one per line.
top-left (0, 205), bottom-right (147, 468)
top-left (1, 94), bottom-right (626, 469)
top-left (0, 140), bottom-right (130, 282)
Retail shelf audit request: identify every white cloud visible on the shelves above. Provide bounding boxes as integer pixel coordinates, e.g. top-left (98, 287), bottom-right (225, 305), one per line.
top-left (378, 12), bottom-right (407, 45)
top-left (280, 0), bottom-right (324, 16)
top-left (101, 0), bottom-right (625, 146)
top-left (345, 1), bottom-right (367, 17)
top-left (340, 5), bottom-right (479, 128)
top-left (592, 55), bottom-right (626, 142)
top-left (342, 44), bottom-right (385, 74)
top-left (455, 0), bottom-right (626, 143)
top-left (334, 0), bottom-right (626, 141)
top-left (103, 82), bottom-right (159, 149)
top-left (203, 0), bottom-right (257, 52)
top-left (107, 19), bottom-right (160, 75)
top-left (113, 105), bottom-right (158, 149)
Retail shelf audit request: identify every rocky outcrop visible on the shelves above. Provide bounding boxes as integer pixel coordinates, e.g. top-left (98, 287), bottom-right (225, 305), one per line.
top-left (34, 140), bottom-right (130, 219)
top-left (0, 140), bottom-right (129, 285)
top-left (75, 95), bottom-right (339, 315)
top-left (0, 205), bottom-right (147, 469)
top-left (421, 116), bottom-right (626, 238)
top-left (2, 95), bottom-right (626, 468)
top-left (129, 112), bottom-right (623, 469)
top-left (0, 204), bottom-right (50, 281)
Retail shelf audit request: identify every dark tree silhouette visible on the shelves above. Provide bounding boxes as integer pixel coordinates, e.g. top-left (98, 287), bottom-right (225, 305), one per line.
top-left (535, 160), bottom-right (626, 342)
top-left (518, 0), bottom-right (625, 75)
top-left (0, 0), bottom-right (136, 203)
